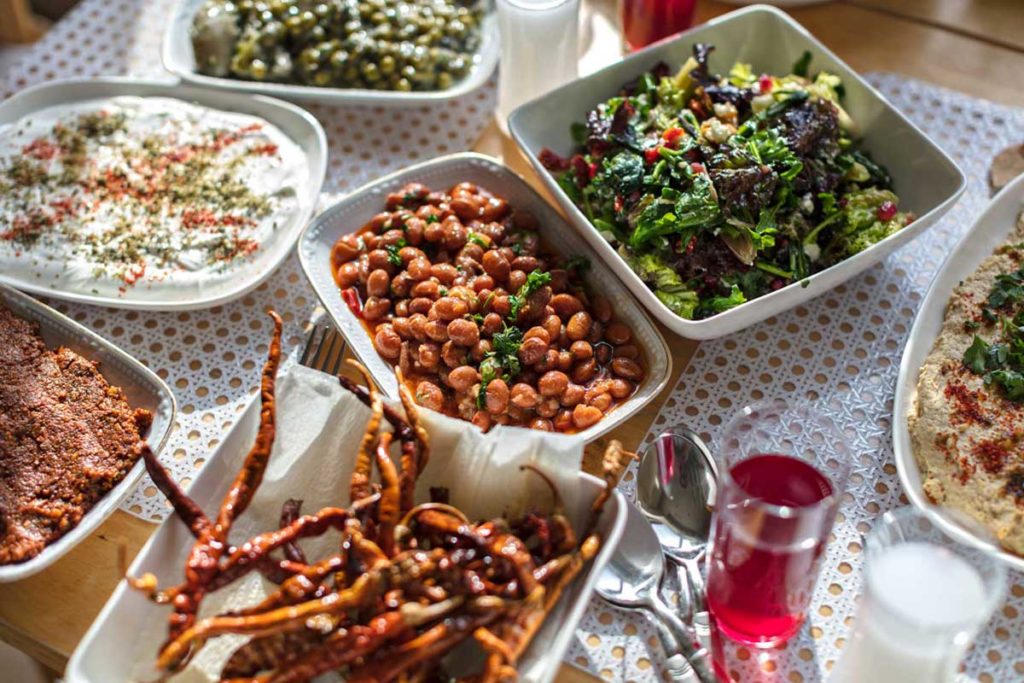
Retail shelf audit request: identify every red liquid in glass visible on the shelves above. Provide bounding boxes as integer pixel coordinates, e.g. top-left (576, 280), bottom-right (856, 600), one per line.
top-left (706, 454), bottom-right (835, 646)
top-left (620, 0), bottom-right (697, 52)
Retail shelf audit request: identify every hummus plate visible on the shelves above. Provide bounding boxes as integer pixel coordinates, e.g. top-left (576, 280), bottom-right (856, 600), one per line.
top-left (895, 172), bottom-right (1024, 571)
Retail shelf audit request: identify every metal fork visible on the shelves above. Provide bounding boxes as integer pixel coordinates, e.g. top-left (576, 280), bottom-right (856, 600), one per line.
top-left (299, 322), bottom-right (348, 376)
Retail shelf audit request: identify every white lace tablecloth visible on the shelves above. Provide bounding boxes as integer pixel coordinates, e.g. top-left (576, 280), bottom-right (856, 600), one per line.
top-left (3, 2), bottom-right (1023, 680)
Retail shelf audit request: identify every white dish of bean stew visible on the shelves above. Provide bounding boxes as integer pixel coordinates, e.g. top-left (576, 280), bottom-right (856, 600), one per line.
top-left (299, 153), bottom-right (672, 439)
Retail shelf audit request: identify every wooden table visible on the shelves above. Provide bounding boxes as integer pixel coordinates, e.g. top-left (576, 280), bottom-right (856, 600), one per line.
top-left (1, 0), bottom-right (1022, 679)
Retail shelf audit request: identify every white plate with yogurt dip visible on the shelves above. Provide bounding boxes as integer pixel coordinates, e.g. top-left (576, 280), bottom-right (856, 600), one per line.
top-left (894, 172), bottom-right (1024, 572)
top-left (162, 0), bottom-right (499, 106)
top-left (0, 282), bottom-right (176, 582)
top-left (0, 77), bottom-right (326, 310)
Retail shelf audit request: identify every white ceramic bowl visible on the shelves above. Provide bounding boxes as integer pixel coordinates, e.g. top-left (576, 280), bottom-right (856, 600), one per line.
top-left (0, 77), bottom-right (326, 311)
top-left (509, 4), bottom-right (966, 340)
top-left (894, 173), bottom-right (1024, 572)
top-left (298, 152), bottom-right (673, 442)
top-left (163, 0), bottom-right (499, 106)
top-left (0, 284), bottom-right (176, 582)
top-left (66, 369), bottom-right (627, 683)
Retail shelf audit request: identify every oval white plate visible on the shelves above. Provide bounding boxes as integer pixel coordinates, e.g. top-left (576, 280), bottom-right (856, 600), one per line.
top-left (894, 172), bottom-right (1024, 572)
top-left (0, 283), bottom-right (176, 582)
top-left (298, 152), bottom-right (673, 443)
top-left (0, 77), bottom-right (327, 311)
top-left (163, 0), bottom-right (499, 106)
top-left (509, 4), bottom-right (966, 339)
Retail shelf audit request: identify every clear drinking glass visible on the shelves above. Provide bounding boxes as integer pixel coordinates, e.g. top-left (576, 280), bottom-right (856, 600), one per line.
top-left (494, 0), bottom-right (579, 134)
top-left (705, 399), bottom-right (850, 648)
top-left (831, 507), bottom-right (1007, 683)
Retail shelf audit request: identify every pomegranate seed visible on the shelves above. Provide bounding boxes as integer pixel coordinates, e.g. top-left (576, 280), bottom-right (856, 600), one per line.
top-left (644, 147), bottom-right (662, 165)
top-left (758, 75), bottom-right (773, 93)
top-left (770, 278), bottom-right (786, 291)
top-left (690, 162), bottom-right (705, 174)
top-left (614, 195), bottom-right (624, 213)
top-left (877, 200), bottom-right (898, 221)
top-left (588, 162), bottom-right (599, 179)
top-left (685, 235), bottom-right (697, 255)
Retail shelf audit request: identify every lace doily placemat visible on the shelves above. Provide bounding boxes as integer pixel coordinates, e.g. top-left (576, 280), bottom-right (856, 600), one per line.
top-left (567, 74), bottom-right (1024, 683)
top-left (1, 0), bottom-right (496, 518)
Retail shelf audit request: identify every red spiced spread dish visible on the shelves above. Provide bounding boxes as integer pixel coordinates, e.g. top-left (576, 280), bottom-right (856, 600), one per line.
top-left (0, 305), bottom-right (152, 564)
top-left (330, 181), bottom-right (646, 433)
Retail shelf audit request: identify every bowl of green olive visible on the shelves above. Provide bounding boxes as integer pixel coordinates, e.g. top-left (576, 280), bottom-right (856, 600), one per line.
top-left (163, 0), bottom-right (498, 104)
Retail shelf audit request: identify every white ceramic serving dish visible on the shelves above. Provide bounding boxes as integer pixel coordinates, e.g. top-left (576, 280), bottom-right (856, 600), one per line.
top-left (894, 173), bottom-right (1024, 572)
top-left (0, 283), bottom-right (176, 582)
top-left (0, 77), bottom-right (327, 311)
top-left (163, 0), bottom-right (499, 106)
top-left (298, 152), bottom-right (673, 442)
top-left (66, 369), bottom-right (627, 683)
top-left (508, 4), bottom-right (966, 340)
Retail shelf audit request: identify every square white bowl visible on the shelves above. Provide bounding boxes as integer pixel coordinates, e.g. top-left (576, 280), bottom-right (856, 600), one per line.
top-left (0, 77), bottom-right (327, 310)
top-left (894, 173), bottom-right (1024, 572)
top-left (66, 368), bottom-right (627, 683)
top-left (298, 152), bottom-right (673, 442)
top-left (0, 283), bottom-right (176, 582)
top-left (163, 0), bottom-right (499, 106)
top-left (509, 4), bottom-right (966, 340)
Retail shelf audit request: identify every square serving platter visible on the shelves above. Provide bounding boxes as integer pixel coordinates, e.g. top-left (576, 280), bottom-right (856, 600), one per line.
top-left (894, 173), bottom-right (1024, 572)
top-left (66, 367), bottom-right (627, 683)
top-left (0, 77), bottom-right (327, 311)
top-left (163, 0), bottom-right (499, 106)
top-left (298, 152), bottom-right (673, 443)
top-left (0, 283), bottom-right (176, 582)
top-left (509, 4), bottom-right (966, 339)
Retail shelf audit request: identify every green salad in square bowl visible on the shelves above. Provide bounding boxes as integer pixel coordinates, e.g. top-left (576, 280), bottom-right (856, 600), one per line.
top-left (540, 44), bottom-right (914, 321)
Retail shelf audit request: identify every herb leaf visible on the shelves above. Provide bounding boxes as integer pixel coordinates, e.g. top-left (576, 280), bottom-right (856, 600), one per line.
top-left (508, 270), bottom-right (552, 320)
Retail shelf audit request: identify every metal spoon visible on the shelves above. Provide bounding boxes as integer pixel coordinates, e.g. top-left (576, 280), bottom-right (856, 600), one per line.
top-left (636, 428), bottom-right (719, 641)
top-left (596, 502), bottom-right (714, 682)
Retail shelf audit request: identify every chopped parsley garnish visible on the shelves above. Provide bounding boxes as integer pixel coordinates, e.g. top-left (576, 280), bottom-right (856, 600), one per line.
top-left (963, 305), bottom-right (1024, 402)
top-left (385, 239), bottom-right (407, 266)
top-left (476, 325), bottom-right (524, 408)
top-left (467, 232), bottom-right (489, 247)
top-left (983, 265), bottom-right (1024, 322)
top-left (508, 270), bottom-right (552, 320)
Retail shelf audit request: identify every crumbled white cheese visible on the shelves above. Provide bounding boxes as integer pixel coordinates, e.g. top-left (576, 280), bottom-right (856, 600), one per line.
top-left (712, 102), bottom-right (738, 124)
top-left (700, 117), bottom-right (735, 144)
top-left (803, 242), bottom-right (821, 262)
top-left (751, 93), bottom-right (775, 114)
top-left (800, 193), bottom-right (815, 214)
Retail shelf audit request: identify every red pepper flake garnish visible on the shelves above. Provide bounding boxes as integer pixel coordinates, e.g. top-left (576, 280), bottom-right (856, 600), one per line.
top-left (877, 200), bottom-right (898, 222)
top-left (249, 143), bottom-right (279, 156)
top-left (758, 75), bottom-right (773, 94)
top-left (644, 147), bottom-right (662, 165)
top-left (22, 138), bottom-right (58, 160)
top-left (972, 438), bottom-right (1014, 475)
top-left (341, 287), bottom-right (363, 317)
top-left (123, 262), bottom-right (146, 285)
top-left (181, 209), bottom-right (255, 230)
top-left (944, 380), bottom-right (992, 427)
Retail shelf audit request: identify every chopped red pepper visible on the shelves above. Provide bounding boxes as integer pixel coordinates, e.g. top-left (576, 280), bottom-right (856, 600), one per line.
top-left (570, 154), bottom-right (590, 187)
top-left (661, 127), bottom-right (685, 148)
top-left (644, 147), bottom-right (662, 165)
top-left (877, 200), bottom-right (898, 221)
top-left (758, 75), bottom-right (773, 94)
top-left (614, 195), bottom-right (624, 213)
top-left (341, 287), bottom-right (363, 317)
top-left (690, 162), bottom-right (706, 174)
top-left (588, 162), bottom-right (599, 180)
